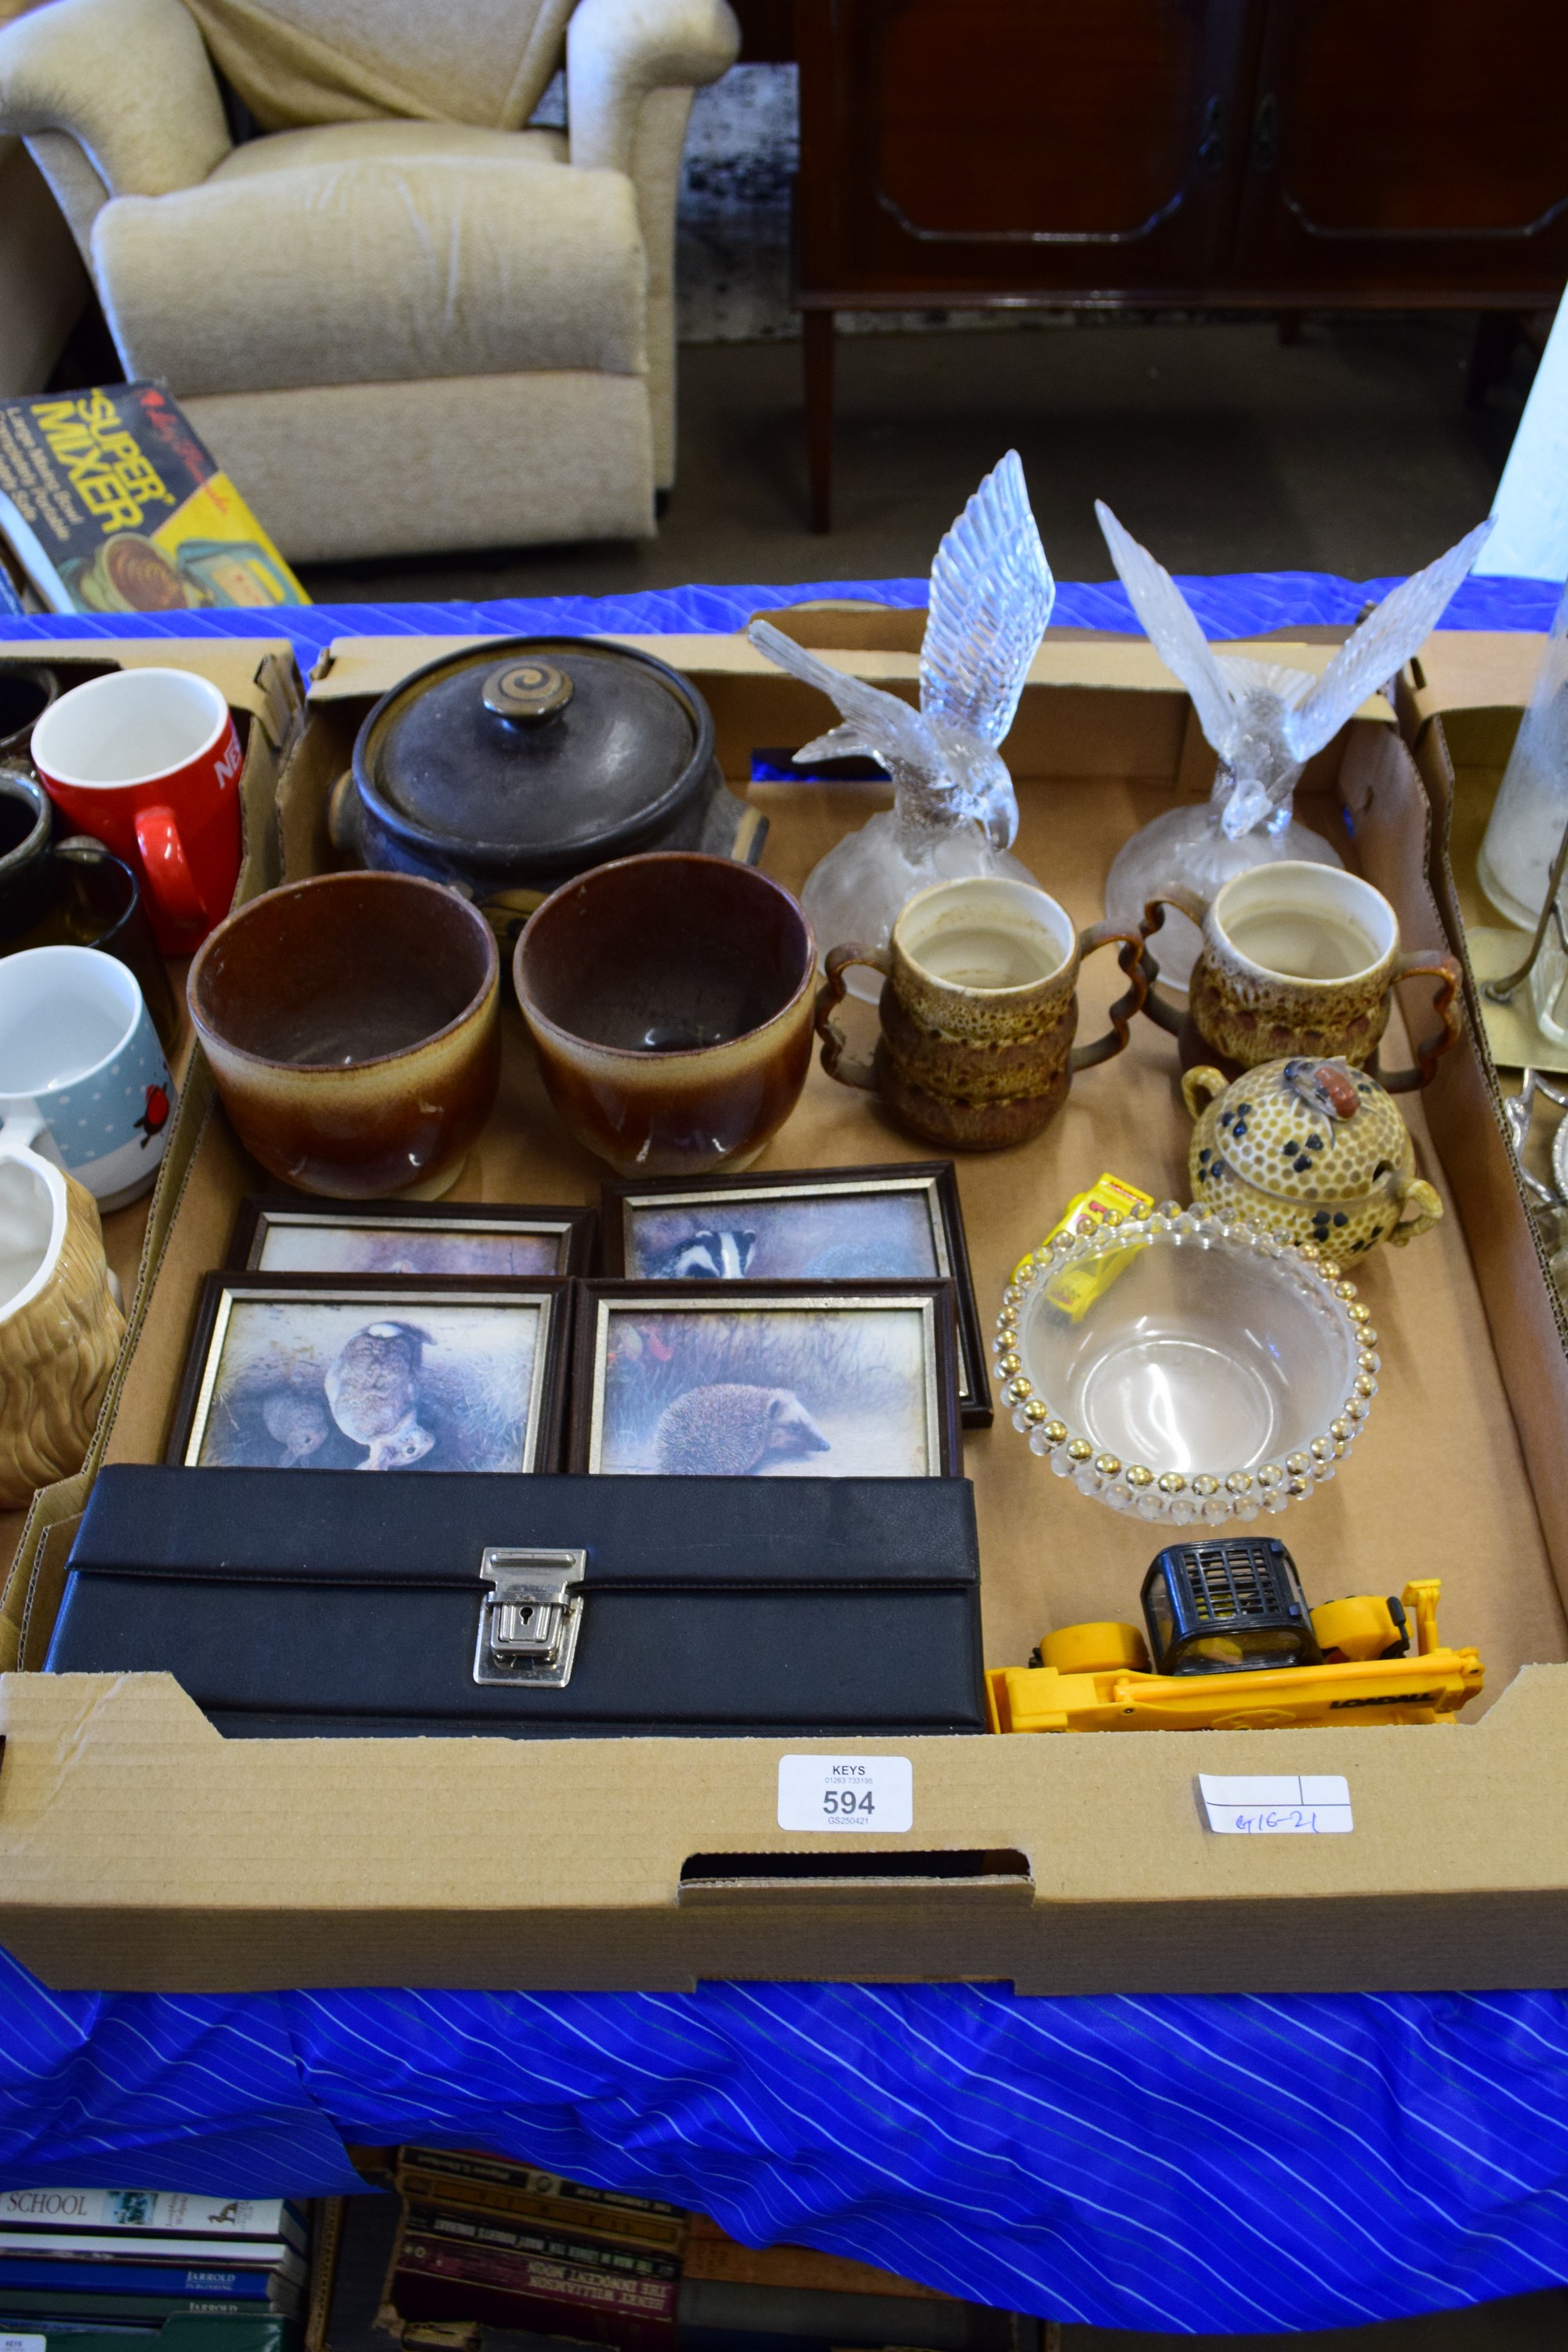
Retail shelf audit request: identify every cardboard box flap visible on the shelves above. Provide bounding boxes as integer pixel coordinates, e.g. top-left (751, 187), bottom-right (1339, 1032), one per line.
top-left (1406, 630), bottom-right (1548, 726)
top-left (307, 630), bottom-right (1397, 720)
top-left (11, 638), bottom-right (303, 749)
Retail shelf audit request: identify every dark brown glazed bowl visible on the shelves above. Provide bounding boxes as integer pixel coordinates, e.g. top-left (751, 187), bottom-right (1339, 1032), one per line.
top-left (188, 872), bottom-right (500, 1198)
top-left (514, 852), bottom-right (815, 1175)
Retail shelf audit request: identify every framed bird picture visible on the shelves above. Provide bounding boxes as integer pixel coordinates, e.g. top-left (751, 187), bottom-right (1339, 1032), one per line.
top-left (167, 1273), bottom-right (574, 1473)
top-left (597, 1160), bottom-right (989, 1426)
top-left (569, 1279), bottom-right (962, 1477)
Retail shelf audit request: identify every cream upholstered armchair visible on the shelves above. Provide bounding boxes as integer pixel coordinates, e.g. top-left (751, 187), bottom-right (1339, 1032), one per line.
top-left (0, 0), bottom-right (738, 557)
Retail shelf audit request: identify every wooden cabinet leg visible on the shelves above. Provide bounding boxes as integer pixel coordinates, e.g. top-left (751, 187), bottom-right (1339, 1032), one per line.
top-left (804, 309), bottom-right (835, 533)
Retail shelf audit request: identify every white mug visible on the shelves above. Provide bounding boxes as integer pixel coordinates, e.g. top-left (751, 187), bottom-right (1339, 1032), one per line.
top-left (0, 945), bottom-right (174, 1210)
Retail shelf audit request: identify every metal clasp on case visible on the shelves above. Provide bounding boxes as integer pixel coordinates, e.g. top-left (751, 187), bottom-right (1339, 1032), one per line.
top-left (474, 1548), bottom-right (586, 1688)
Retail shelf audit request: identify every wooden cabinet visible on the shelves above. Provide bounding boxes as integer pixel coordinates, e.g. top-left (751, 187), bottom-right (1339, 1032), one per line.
top-left (792, 0), bottom-right (1568, 524)
top-left (1231, 0), bottom-right (1568, 302)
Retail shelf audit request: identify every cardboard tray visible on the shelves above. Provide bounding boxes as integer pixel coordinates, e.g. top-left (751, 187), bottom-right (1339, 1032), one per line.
top-left (0, 638), bottom-right (303, 1625)
top-left (3, 624), bottom-right (1567, 1996)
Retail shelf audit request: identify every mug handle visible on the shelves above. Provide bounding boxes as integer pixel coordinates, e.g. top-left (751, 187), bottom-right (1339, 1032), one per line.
top-left (134, 803), bottom-right (209, 932)
top-left (1138, 887), bottom-right (1210, 1036)
top-left (1388, 1174), bottom-right (1444, 1246)
top-left (1068, 920), bottom-right (1149, 1072)
top-left (1181, 1065), bottom-right (1229, 1121)
top-left (0, 1105), bottom-right (46, 1155)
top-left (815, 944), bottom-right (891, 1091)
top-left (1382, 949), bottom-right (1463, 1094)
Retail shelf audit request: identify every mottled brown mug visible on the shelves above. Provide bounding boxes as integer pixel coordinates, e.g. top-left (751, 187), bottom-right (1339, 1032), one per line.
top-left (514, 852), bottom-right (816, 1176)
top-left (189, 872), bottom-right (500, 1198)
top-left (1140, 860), bottom-right (1461, 1093)
top-left (818, 876), bottom-right (1147, 1150)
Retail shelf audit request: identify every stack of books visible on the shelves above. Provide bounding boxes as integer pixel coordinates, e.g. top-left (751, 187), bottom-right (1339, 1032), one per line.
top-left (0, 2190), bottom-right (307, 2352)
top-left (383, 2149), bottom-right (688, 2352)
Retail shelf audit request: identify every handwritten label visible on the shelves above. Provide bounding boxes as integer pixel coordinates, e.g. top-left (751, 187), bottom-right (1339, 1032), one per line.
top-left (1199, 1773), bottom-right (1352, 1835)
top-left (777, 1755), bottom-right (913, 1833)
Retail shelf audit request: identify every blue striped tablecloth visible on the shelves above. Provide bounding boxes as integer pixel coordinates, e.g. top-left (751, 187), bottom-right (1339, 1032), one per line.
top-left (2, 571), bottom-right (1565, 2335)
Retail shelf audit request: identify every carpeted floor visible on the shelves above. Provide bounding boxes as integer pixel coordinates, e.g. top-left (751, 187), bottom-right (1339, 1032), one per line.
top-left (297, 310), bottom-right (1534, 606)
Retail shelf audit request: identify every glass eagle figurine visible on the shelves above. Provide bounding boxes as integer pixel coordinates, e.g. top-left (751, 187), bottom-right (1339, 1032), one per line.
top-left (748, 449), bottom-right (1054, 994)
top-left (1098, 503), bottom-right (1493, 988)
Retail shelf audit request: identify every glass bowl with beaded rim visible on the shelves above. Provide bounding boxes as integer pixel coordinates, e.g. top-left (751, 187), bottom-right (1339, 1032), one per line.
top-left (993, 1202), bottom-right (1381, 1524)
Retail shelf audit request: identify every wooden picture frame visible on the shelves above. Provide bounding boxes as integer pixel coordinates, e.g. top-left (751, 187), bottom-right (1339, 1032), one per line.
top-left (570, 1278), bottom-right (963, 1478)
top-left (225, 1196), bottom-right (597, 1279)
top-left (169, 1272), bottom-right (574, 1474)
top-left (598, 1160), bottom-right (989, 1426)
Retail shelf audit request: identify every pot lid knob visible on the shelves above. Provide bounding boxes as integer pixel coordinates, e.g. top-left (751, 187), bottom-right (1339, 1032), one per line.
top-left (482, 658), bottom-right (573, 724)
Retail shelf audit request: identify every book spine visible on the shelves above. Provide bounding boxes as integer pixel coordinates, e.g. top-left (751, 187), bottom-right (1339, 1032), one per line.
top-left (395, 2152), bottom-right (681, 2223)
top-left (394, 2171), bottom-right (684, 2256)
top-left (401, 2211), bottom-right (677, 2285)
top-left (391, 2244), bottom-right (675, 2352)
top-left (0, 487), bottom-right (70, 612)
top-left (0, 2245), bottom-right (295, 2276)
top-left (0, 2270), bottom-right (292, 2313)
top-left (0, 2206), bottom-right (300, 2256)
top-left (0, 2320), bottom-right (299, 2350)
top-left (0, 2301), bottom-right (255, 2323)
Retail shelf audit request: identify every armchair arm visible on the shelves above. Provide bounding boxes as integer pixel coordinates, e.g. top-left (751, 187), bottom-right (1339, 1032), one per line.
top-left (0, 0), bottom-right (230, 198)
top-left (567, 0), bottom-right (738, 177)
top-left (568, 0), bottom-right (737, 492)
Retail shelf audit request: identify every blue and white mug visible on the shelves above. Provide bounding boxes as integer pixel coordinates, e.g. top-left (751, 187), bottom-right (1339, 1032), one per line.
top-left (0, 944), bottom-right (174, 1210)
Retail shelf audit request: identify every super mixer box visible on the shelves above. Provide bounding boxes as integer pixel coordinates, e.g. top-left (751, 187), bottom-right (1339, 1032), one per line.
top-left (2, 620), bottom-right (1567, 1996)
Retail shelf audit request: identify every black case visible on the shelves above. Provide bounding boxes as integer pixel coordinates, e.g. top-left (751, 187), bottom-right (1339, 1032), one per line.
top-left (46, 1467), bottom-right (988, 1738)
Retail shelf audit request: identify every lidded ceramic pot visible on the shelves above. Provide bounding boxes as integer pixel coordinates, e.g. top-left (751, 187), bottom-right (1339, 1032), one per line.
top-left (332, 638), bottom-right (764, 938)
top-left (1184, 1054), bottom-right (1443, 1258)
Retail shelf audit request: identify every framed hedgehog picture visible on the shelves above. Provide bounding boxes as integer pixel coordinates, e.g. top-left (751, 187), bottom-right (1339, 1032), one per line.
top-left (167, 1272), bottom-right (574, 1472)
top-left (570, 1279), bottom-right (962, 1477)
top-left (598, 1161), bottom-right (989, 1427)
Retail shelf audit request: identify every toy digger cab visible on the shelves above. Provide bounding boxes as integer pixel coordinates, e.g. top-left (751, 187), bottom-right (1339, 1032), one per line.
top-left (1142, 1537), bottom-right (1326, 1674)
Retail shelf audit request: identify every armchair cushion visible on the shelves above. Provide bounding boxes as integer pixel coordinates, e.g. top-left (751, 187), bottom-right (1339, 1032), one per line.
top-left (181, 0), bottom-right (576, 133)
top-left (0, 0), bottom-right (230, 195)
top-left (92, 125), bottom-right (647, 399)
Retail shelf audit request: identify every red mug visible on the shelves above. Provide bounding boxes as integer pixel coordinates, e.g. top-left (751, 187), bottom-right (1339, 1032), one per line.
top-left (31, 667), bottom-right (244, 954)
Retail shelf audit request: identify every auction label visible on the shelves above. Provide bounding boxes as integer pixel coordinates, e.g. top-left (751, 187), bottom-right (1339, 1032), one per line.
top-left (777, 1754), bottom-right (913, 1832)
top-left (1199, 1772), bottom-right (1352, 1835)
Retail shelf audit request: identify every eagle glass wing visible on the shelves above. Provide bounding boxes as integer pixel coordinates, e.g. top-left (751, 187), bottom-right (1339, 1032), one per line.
top-left (920, 451), bottom-right (1055, 748)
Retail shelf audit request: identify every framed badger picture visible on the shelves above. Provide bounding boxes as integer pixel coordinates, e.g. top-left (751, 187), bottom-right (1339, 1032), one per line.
top-left (597, 1161), bottom-right (989, 1426)
top-left (570, 1279), bottom-right (962, 1477)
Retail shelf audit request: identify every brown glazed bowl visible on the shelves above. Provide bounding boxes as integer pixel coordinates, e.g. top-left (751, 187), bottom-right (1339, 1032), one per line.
top-left (188, 872), bottom-right (500, 1198)
top-left (514, 852), bottom-right (816, 1175)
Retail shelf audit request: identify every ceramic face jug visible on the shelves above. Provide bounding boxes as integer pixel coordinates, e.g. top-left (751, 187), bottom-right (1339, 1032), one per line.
top-left (0, 1110), bottom-right (125, 1507)
top-left (1183, 1055), bottom-right (1443, 1258)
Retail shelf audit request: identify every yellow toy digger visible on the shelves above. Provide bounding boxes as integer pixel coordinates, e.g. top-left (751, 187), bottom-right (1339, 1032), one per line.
top-left (987, 1537), bottom-right (1483, 1733)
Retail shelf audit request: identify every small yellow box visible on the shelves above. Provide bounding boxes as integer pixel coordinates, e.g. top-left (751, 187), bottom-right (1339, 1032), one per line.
top-left (1015, 1171), bottom-right (1155, 1324)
